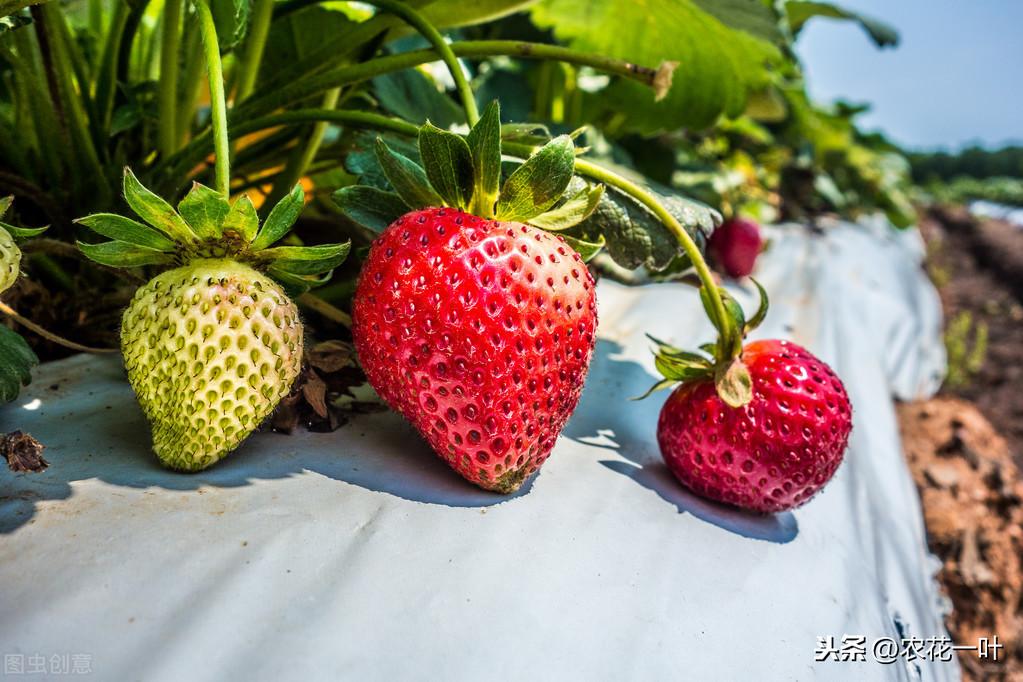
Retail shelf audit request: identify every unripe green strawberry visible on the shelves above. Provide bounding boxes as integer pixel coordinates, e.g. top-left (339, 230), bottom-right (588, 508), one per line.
top-left (121, 259), bottom-right (302, 470)
top-left (0, 228), bottom-right (20, 294)
top-left (77, 171), bottom-right (349, 470)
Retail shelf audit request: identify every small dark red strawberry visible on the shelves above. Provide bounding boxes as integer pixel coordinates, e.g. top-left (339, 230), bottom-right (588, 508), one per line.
top-left (656, 339), bottom-right (851, 513)
top-left (353, 208), bottom-right (597, 492)
top-left (708, 217), bottom-right (762, 278)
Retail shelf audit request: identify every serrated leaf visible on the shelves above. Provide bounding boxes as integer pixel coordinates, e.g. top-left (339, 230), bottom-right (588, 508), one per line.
top-left (77, 241), bottom-right (175, 268)
top-left (714, 358), bottom-right (752, 408)
top-left (418, 122), bottom-right (474, 209)
top-left (531, 0), bottom-right (782, 132)
top-left (467, 100), bottom-right (502, 218)
top-left (559, 234), bottom-right (604, 262)
top-left (786, 1), bottom-right (899, 47)
top-left (496, 135), bottom-right (575, 222)
top-left (222, 194), bottom-right (259, 241)
top-left (0, 325), bottom-right (37, 403)
top-left (372, 69), bottom-right (464, 128)
top-left (332, 186), bottom-right (409, 233)
top-left (74, 214), bottom-right (176, 251)
top-left (0, 222), bottom-right (47, 239)
top-left (178, 182), bottom-right (230, 240)
top-left (251, 183), bottom-right (304, 251)
top-left (257, 243), bottom-right (351, 276)
top-left (123, 168), bottom-right (196, 243)
top-left (529, 184), bottom-right (604, 231)
top-left (374, 139), bottom-right (443, 209)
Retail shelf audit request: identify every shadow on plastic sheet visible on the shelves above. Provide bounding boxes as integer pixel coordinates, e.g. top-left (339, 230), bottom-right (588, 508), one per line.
top-left (564, 338), bottom-right (799, 544)
top-left (0, 357), bottom-right (532, 534)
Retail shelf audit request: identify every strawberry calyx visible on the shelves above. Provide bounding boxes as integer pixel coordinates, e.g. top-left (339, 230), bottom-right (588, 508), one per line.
top-left (333, 100), bottom-right (605, 257)
top-left (0, 196), bottom-right (48, 241)
top-left (75, 168), bottom-right (350, 293)
top-left (640, 278), bottom-right (769, 408)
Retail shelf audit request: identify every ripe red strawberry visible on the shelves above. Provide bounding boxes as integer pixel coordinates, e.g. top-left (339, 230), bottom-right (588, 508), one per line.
top-left (708, 217), bottom-right (762, 278)
top-left (656, 339), bottom-right (852, 513)
top-left (353, 207), bottom-right (597, 493)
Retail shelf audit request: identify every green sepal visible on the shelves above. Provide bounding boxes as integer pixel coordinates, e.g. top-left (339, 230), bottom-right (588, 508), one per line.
top-left (0, 325), bottom-right (38, 404)
top-left (251, 183), bottom-right (304, 251)
top-left (466, 100), bottom-right (502, 218)
top-left (496, 135), bottom-right (575, 222)
top-left (418, 121), bottom-right (474, 210)
top-left (714, 358), bottom-right (753, 408)
top-left (77, 240), bottom-right (176, 267)
top-left (178, 182), bottom-right (230, 240)
top-left (222, 194), bottom-right (259, 241)
top-left (0, 196), bottom-right (10, 219)
top-left (0, 222), bottom-right (47, 239)
top-left (559, 233), bottom-right (604, 262)
top-left (631, 377), bottom-right (677, 401)
top-left (374, 138), bottom-right (443, 209)
top-left (529, 184), bottom-right (604, 231)
top-left (500, 123), bottom-right (551, 144)
top-left (744, 278), bottom-right (769, 334)
top-left (74, 213), bottom-right (176, 251)
top-left (266, 266), bottom-right (332, 296)
top-left (256, 242), bottom-right (351, 276)
top-left (123, 167), bottom-right (197, 244)
top-left (332, 186), bottom-right (409, 233)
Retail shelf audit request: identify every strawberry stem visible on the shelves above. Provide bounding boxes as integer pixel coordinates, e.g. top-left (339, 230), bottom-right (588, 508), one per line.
top-left (365, 0), bottom-right (479, 126)
top-left (195, 0), bottom-right (231, 197)
top-left (0, 301), bottom-right (118, 354)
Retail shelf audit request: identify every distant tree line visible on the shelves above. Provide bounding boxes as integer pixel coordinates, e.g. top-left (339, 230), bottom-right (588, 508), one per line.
top-left (909, 146), bottom-right (1023, 182)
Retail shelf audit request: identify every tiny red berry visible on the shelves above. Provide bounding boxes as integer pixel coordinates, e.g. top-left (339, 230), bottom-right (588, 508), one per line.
top-left (708, 217), bottom-right (762, 278)
top-left (657, 339), bottom-right (852, 513)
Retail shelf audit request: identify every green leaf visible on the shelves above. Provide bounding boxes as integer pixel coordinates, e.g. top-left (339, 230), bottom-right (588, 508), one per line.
top-left (77, 240), bottom-right (175, 268)
top-left (691, 0), bottom-right (784, 43)
top-left (714, 358), bottom-right (753, 408)
top-left (346, 133), bottom-right (421, 190)
top-left (257, 243), bottom-right (351, 276)
top-left (251, 183), bottom-right (304, 251)
top-left (786, 1), bottom-right (899, 47)
top-left (559, 233), bottom-right (604, 262)
top-left (332, 186), bottom-right (410, 233)
top-left (0, 222), bottom-right (47, 239)
top-left (531, 0), bottom-right (782, 132)
top-left (123, 168), bottom-right (196, 244)
top-left (529, 184), bottom-right (604, 231)
top-left (222, 194), bottom-right (259, 241)
top-left (374, 139), bottom-right (444, 209)
top-left (0, 196), bottom-right (10, 220)
top-left (418, 122), bottom-right (474, 210)
top-left (632, 378), bottom-right (678, 401)
top-left (266, 266), bottom-right (331, 295)
top-left (74, 214), bottom-right (176, 251)
top-left (745, 278), bottom-right (769, 333)
top-left (178, 182), bottom-right (230, 240)
top-left (372, 69), bottom-right (464, 128)
top-left (466, 100), bottom-right (503, 218)
top-left (0, 0), bottom-right (43, 21)
top-left (575, 182), bottom-right (719, 273)
top-left (496, 135), bottom-right (575, 222)
top-left (210, 0), bottom-right (251, 52)
top-left (0, 325), bottom-right (37, 404)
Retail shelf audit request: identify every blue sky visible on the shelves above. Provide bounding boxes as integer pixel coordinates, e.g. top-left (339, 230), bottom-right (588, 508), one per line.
top-left (796, 0), bottom-right (1023, 151)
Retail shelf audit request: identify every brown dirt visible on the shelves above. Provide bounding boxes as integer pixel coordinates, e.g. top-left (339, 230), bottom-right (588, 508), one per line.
top-left (897, 206), bottom-right (1023, 680)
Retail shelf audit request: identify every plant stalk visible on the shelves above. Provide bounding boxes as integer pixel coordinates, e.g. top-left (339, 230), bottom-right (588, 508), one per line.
top-left (158, 0), bottom-right (184, 158)
top-left (234, 0), bottom-right (275, 101)
top-left (265, 88), bottom-right (341, 211)
top-left (195, 0), bottom-right (231, 197)
top-left (0, 301), bottom-right (118, 354)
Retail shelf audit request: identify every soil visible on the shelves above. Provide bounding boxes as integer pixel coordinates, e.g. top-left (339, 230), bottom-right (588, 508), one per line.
top-left (898, 206), bottom-right (1023, 680)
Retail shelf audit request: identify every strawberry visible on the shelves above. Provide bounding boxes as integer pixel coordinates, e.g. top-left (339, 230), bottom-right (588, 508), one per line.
top-left (336, 101), bottom-right (605, 492)
top-left (657, 339), bottom-right (851, 513)
top-left (353, 207), bottom-right (597, 492)
top-left (77, 170), bottom-right (349, 470)
top-left (0, 196), bottom-right (47, 295)
top-left (642, 280), bottom-right (852, 513)
top-left (708, 216), bottom-right (762, 278)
